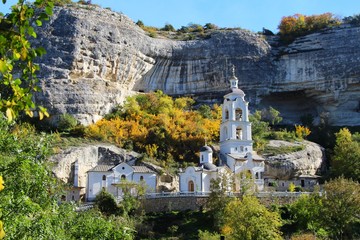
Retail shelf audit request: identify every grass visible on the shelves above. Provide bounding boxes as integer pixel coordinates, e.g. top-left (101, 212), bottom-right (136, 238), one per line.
top-left (262, 144), bottom-right (305, 156)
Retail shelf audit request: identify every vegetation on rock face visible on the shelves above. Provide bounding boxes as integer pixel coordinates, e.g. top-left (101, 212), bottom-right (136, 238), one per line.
top-left (343, 13), bottom-right (360, 26)
top-left (85, 91), bottom-right (221, 167)
top-left (278, 13), bottom-right (341, 43)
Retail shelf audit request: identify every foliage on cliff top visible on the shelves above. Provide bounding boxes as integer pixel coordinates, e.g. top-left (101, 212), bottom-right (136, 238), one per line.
top-left (136, 20), bottom-right (247, 40)
top-left (85, 91), bottom-right (221, 167)
top-left (278, 13), bottom-right (341, 43)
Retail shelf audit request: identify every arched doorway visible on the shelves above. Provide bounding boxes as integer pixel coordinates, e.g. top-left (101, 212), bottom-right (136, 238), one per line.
top-left (188, 180), bottom-right (195, 192)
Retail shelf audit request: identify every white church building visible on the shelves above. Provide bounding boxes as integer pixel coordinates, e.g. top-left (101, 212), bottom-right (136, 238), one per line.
top-left (179, 68), bottom-right (265, 193)
top-left (86, 162), bottom-right (157, 201)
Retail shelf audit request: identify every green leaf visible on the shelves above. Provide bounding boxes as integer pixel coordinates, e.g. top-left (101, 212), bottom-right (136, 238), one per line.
top-left (0, 60), bottom-right (8, 73)
top-left (35, 20), bottom-right (42, 26)
top-left (45, 6), bottom-right (52, 15)
top-left (13, 78), bottom-right (22, 85)
top-left (35, 47), bottom-right (46, 56)
top-left (2, 0), bottom-right (6, 4)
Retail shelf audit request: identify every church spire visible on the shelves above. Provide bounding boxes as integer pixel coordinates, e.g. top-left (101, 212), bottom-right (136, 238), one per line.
top-left (229, 65), bottom-right (238, 89)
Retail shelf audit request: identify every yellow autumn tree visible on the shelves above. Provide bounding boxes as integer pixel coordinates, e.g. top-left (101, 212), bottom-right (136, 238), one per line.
top-left (85, 91), bottom-right (221, 164)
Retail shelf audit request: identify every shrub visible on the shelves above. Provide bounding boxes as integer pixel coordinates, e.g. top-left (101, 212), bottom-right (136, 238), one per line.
top-left (94, 189), bottom-right (120, 216)
top-left (204, 23), bottom-right (218, 30)
top-left (288, 182), bottom-right (296, 192)
top-left (278, 13), bottom-right (341, 43)
top-left (343, 14), bottom-right (360, 25)
top-left (270, 130), bottom-right (297, 141)
top-left (57, 114), bottom-right (78, 132)
top-left (136, 20), bottom-right (144, 28)
top-left (161, 23), bottom-right (175, 32)
top-left (295, 125), bottom-right (311, 139)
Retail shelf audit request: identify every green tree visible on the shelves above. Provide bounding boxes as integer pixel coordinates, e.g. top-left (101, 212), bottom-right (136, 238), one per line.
top-left (331, 128), bottom-right (360, 181)
top-left (287, 194), bottom-right (326, 238)
top-left (234, 170), bottom-right (256, 195)
top-left (0, 0), bottom-right (53, 121)
top-left (206, 172), bottom-right (232, 230)
top-left (198, 104), bottom-right (212, 119)
top-left (95, 189), bottom-right (120, 215)
top-left (222, 196), bottom-right (282, 240)
top-left (261, 106), bottom-right (282, 126)
top-left (321, 177), bottom-right (360, 239)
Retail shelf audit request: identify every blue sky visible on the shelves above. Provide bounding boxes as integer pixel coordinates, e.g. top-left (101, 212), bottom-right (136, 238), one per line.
top-left (1, 0), bottom-right (359, 32)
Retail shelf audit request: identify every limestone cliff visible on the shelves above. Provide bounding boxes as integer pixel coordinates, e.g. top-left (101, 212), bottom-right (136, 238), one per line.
top-left (33, 6), bottom-right (360, 126)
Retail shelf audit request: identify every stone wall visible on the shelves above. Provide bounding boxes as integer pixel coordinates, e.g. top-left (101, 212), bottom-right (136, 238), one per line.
top-left (141, 194), bottom-right (307, 213)
top-left (141, 196), bottom-right (208, 212)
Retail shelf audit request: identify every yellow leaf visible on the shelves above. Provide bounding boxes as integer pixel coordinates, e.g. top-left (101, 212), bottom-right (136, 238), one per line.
top-left (25, 109), bottom-right (34, 117)
top-left (0, 220), bottom-right (5, 239)
top-left (6, 108), bottom-right (13, 122)
top-left (39, 111), bottom-right (44, 120)
top-left (0, 176), bottom-right (4, 191)
top-left (20, 47), bottom-right (27, 61)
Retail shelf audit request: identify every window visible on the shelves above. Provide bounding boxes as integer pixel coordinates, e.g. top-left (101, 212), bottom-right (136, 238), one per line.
top-left (140, 176), bottom-right (144, 181)
top-left (201, 155), bottom-right (204, 162)
top-left (236, 127), bottom-right (242, 139)
top-left (225, 109), bottom-right (229, 120)
top-left (121, 175), bottom-right (126, 180)
top-left (235, 108), bottom-right (243, 121)
top-left (102, 175), bottom-right (106, 181)
top-left (188, 180), bottom-right (195, 192)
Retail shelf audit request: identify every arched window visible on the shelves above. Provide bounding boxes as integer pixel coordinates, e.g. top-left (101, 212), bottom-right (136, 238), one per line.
top-left (225, 109), bottom-right (229, 120)
top-left (235, 108), bottom-right (243, 121)
top-left (201, 155), bottom-right (204, 162)
top-left (224, 127), bottom-right (228, 140)
top-left (121, 175), bottom-right (126, 180)
top-left (188, 180), bottom-right (195, 192)
top-left (236, 126), bottom-right (242, 140)
top-left (140, 176), bottom-right (144, 181)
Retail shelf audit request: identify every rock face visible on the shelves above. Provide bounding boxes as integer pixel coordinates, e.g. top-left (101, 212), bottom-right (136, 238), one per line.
top-left (264, 140), bottom-right (325, 180)
top-left (50, 144), bottom-right (179, 194)
top-left (50, 144), bottom-right (140, 191)
top-left (33, 6), bottom-right (360, 126)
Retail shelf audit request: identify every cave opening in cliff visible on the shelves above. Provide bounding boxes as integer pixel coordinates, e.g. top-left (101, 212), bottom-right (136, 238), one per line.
top-left (258, 90), bottom-right (318, 125)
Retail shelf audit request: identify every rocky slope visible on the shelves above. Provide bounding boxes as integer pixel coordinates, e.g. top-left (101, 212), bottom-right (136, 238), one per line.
top-left (33, 5), bottom-right (360, 126)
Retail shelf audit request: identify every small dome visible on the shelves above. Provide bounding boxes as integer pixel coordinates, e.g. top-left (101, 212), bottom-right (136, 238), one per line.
top-left (200, 145), bottom-right (213, 152)
top-left (202, 162), bottom-right (217, 171)
top-left (232, 88), bottom-right (245, 96)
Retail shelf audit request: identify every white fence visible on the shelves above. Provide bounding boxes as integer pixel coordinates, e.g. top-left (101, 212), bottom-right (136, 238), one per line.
top-left (144, 191), bottom-right (316, 199)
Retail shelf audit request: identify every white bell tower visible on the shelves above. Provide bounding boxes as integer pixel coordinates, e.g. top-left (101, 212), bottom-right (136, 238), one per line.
top-left (220, 66), bottom-right (253, 171)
